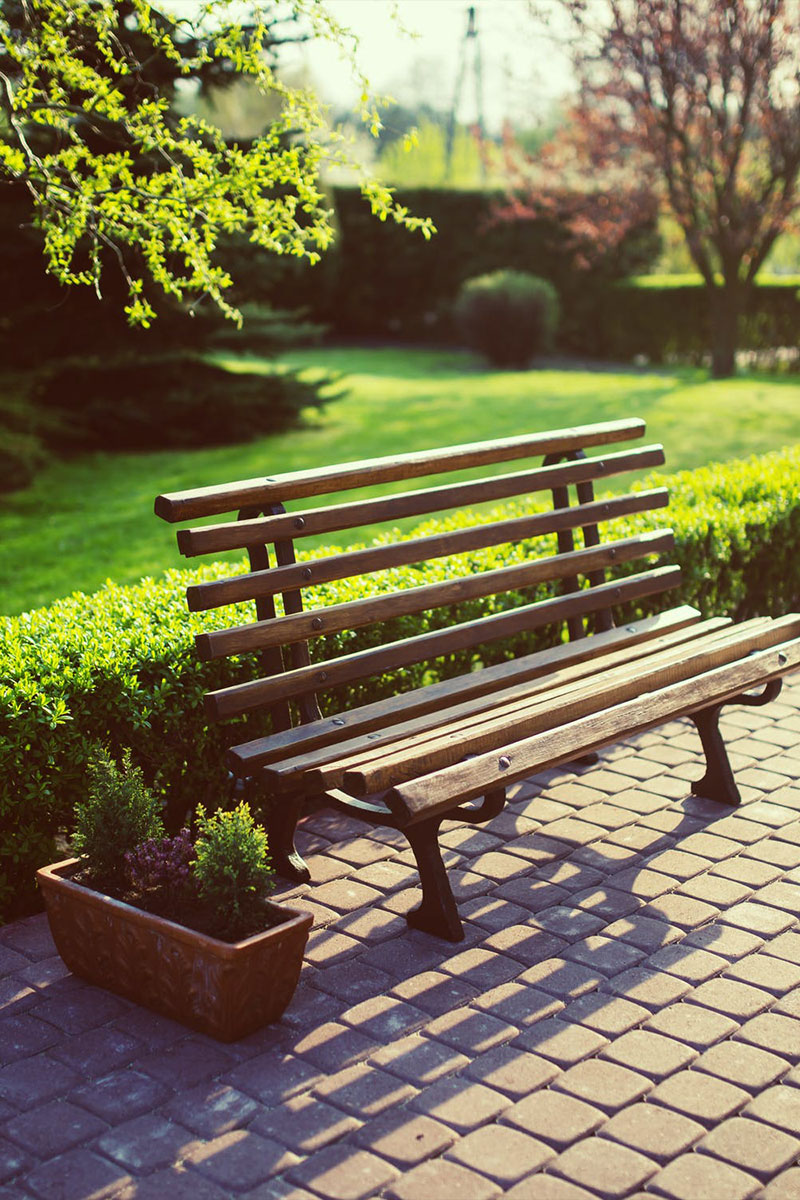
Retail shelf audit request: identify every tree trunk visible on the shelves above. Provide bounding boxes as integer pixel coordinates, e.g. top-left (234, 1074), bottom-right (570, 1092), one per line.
top-left (709, 284), bottom-right (743, 378)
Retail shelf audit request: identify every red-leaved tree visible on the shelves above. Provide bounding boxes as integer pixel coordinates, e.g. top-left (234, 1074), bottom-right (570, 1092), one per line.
top-left (508, 0), bottom-right (800, 377)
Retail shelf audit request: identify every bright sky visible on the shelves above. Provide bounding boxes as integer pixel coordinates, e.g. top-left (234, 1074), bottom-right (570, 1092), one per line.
top-left (295, 0), bottom-right (573, 133)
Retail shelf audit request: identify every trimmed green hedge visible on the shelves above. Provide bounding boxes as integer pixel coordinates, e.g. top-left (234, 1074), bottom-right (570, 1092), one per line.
top-left (3, 446), bottom-right (800, 921)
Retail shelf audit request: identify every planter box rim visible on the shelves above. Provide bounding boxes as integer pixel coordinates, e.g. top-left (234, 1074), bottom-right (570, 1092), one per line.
top-left (37, 857), bottom-right (312, 956)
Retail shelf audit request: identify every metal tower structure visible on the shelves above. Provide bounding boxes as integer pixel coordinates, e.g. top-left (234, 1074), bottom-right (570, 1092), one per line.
top-left (444, 4), bottom-right (486, 183)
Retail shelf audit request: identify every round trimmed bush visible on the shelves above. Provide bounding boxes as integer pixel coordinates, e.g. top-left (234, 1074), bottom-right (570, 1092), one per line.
top-left (453, 270), bottom-right (560, 367)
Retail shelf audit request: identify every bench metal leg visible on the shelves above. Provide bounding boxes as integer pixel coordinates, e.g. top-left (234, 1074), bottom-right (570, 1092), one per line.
top-left (252, 783), bottom-right (311, 883)
top-left (690, 704), bottom-right (740, 807)
top-left (690, 680), bottom-right (784, 809)
top-left (404, 817), bottom-right (464, 943)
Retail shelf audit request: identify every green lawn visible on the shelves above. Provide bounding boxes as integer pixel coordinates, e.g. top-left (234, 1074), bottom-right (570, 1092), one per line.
top-left (2, 345), bottom-right (800, 616)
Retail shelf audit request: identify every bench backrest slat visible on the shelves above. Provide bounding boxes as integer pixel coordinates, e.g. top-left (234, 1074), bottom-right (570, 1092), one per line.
top-left (205, 565), bottom-right (680, 720)
top-left (187, 488), bottom-right (669, 615)
top-left (197, 528), bottom-right (673, 661)
top-left (176, 444), bottom-right (665, 558)
top-left (155, 419), bottom-right (646, 522)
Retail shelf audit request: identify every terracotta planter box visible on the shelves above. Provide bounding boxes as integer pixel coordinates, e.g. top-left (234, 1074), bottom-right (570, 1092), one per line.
top-left (37, 858), bottom-right (313, 1041)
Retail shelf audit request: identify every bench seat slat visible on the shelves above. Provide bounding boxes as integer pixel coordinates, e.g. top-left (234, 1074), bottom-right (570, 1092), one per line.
top-left (388, 631), bottom-right (800, 825)
top-left (340, 616), bottom-right (800, 794)
top-left (189, 489), bottom-right (669, 617)
top-left (227, 605), bottom-right (706, 774)
top-left (155, 418), bottom-right (646, 523)
top-left (259, 614), bottom-right (739, 786)
top-left (206, 564), bottom-right (681, 720)
top-left (177, 445), bottom-right (666, 558)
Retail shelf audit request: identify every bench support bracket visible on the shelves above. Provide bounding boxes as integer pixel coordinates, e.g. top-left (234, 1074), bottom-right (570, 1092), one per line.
top-left (256, 784), bottom-right (311, 883)
top-left (404, 817), bottom-right (465, 943)
top-left (690, 679), bottom-right (783, 807)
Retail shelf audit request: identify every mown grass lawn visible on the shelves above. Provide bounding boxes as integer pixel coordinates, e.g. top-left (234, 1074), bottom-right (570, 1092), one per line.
top-left (2, 345), bottom-right (800, 616)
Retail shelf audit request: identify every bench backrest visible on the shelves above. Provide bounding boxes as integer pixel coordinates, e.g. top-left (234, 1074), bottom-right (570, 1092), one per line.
top-left (155, 418), bottom-right (678, 738)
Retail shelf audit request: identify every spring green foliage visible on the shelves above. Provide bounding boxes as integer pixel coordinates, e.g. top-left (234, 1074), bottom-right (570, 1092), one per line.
top-left (6, 443), bottom-right (800, 921)
top-left (0, 0), bottom-right (432, 327)
top-left (193, 801), bottom-right (274, 928)
top-left (71, 747), bottom-right (164, 889)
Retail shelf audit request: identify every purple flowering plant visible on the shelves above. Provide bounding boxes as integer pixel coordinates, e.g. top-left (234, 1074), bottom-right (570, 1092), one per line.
top-left (124, 828), bottom-right (195, 902)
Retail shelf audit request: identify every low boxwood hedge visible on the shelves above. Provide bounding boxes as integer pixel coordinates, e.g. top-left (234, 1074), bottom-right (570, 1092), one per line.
top-left (3, 445), bottom-right (800, 922)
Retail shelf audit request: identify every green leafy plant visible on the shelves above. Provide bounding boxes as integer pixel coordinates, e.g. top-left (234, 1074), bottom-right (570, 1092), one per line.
top-left (453, 270), bottom-right (560, 367)
top-left (193, 801), bottom-right (275, 932)
top-left (71, 747), bottom-right (164, 890)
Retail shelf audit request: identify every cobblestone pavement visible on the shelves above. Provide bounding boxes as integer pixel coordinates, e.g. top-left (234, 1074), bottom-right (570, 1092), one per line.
top-left (6, 681), bottom-right (800, 1199)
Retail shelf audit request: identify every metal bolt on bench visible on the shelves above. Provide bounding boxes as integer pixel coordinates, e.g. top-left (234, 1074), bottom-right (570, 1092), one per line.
top-left (155, 419), bottom-right (800, 942)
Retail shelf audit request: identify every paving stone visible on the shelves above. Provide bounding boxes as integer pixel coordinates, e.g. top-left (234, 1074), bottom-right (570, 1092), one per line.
top-left (116, 1167), bottom-right (230, 1200)
top-left (638, 892), bottom-right (721, 930)
top-left (548, 1136), bottom-right (658, 1198)
top-left (735, 1012), bottom-right (800, 1060)
top-left (693, 1040), bottom-right (789, 1091)
top-left (600, 1028), bottom-right (697, 1080)
top-left (31, 988), bottom-right (131, 1035)
top-left (4, 1097), bottom-right (108, 1158)
top-left (410, 1076), bottom-right (509, 1132)
top-left (519, 957), bottom-right (605, 1000)
top-left (459, 896), bottom-right (531, 933)
top-left (351, 1109), bottom-right (455, 1167)
top-left (725, 952), bottom-right (800, 995)
top-left (249, 1093), bottom-right (360, 1154)
top-left (772, 987), bottom-right (800, 1018)
top-left (599, 1102), bottom-right (705, 1162)
top-left (304, 927), bottom-right (365, 966)
top-left (0, 948), bottom-right (28, 979)
top-left (274, 980), bottom-right (343, 1032)
top-left (0, 1014), bottom-right (60, 1064)
top-left (600, 966), bottom-right (691, 1009)
top-left (390, 971), bottom-right (478, 1017)
top-left (528, 905), bottom-right (607, 940)
top-left (22, 1149), bottom-right (131, 1200)
top-left (501, 1089), bottom-right (605, 1148)
top-left (551, 1057), bottom-right (651, 1111)
top-left (679, 873), bottom-right (753, 907)
top-left (471, 981), bottom-right (564, 1027)
top-left (602, 913), bottom-right (684, 952)
top-left (604, 867), bottom-right (676, 898)
top-left (570, 885), bottom-right (642, 921)
top-left (48, 1026), bottom-right (141, 1078)
top-left (759, 1167), bottom-right (800, 1198)
top-left (422, 1008), bottom-right (517, 1056)
top-left (438, 947), bottom-right (521, 990)
top-left (685, 976), bottom-right (774, 1020)
top-left (383, 1158), bottom-right (499, 1200)
top-left (561, 934), bottom-right (646, 975)
top-left (714, 858), bottom-right (783, 887)
top-left (683, 923), bottom-right (765, 959)
top-left (746, 840), bottom-right (800, 869)
top-left (480, 926), bottom-right (569, 966)
top-left (720, 900), bottom-right (797, 937)
top-left (463, 1043), bottom-right (561, 1097)
top-left (643, 1001), bottom-right (738, 1049)
top-left (710, 816), bottom-right (774, 845)
top-left (0, 1054), bottom-right (78, 1110)
top-left (110, 1006), bottom-right (188, 1049)
top-left (503, 1177), bottom-right (598, 1200)
top-left (559, 993), bottom-right (649, 1037)
top-left (515, 1016), bottom-right (609, 1066)
top-left (185, 1129), bottom-right (299, 1192)
top-left (445, 1123), bottom-right (555, 1184)
top-left (762, 931), bottom-right (800, 966)
top-left (308, 959), bottom-right (391, 1003)
top-left (292, 1021), bottom-right (377, 1073)
top-left (370, 1033), bottom-right (469, 1086)
top-left (309, 879), bottom-right (384, 912)
top-left (649, 1069), bottom-right (751, 1124)
top-left (97, 1112), bottom-right (196, 1171)
top-left (162, 1082), bottom-right (260, 1139)
top-left (225, 1052), bottom-right (323, 1106)
top-left (332, 908), bottom-right (407, 943)
top-left (646, 1151), bottom-right (760, 1199)
top-left (314, 1062), bottom-right (416, 1117)
top-left (746, 1084), bottom-right (800, 1134)
top-left (338, 995), bottom-right (427, 1042)
top-left (675, 831), bottom-right (743, 861)
top-left (0, 1139), bottom-right (31, 1185)
top-left (697, 1114), bottom-right (800, 1179)
top-left (1, 918), bottom-right (55, 962)
top-left (137, 1036), bottom-right (232, 1087)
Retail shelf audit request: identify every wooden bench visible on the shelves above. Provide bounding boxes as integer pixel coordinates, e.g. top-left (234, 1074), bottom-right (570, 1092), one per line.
top-left (155, 418), bottom-right (800, 942)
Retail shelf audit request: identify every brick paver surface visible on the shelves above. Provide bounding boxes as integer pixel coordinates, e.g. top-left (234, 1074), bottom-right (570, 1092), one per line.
top-left (5, 679), bottom-right (800, 1196)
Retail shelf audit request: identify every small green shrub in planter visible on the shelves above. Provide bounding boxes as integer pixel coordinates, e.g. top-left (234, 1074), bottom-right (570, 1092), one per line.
top-left (453, 270), bottom-right (560, 367)
top-left (72, 748), bottom-right (164, 892)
